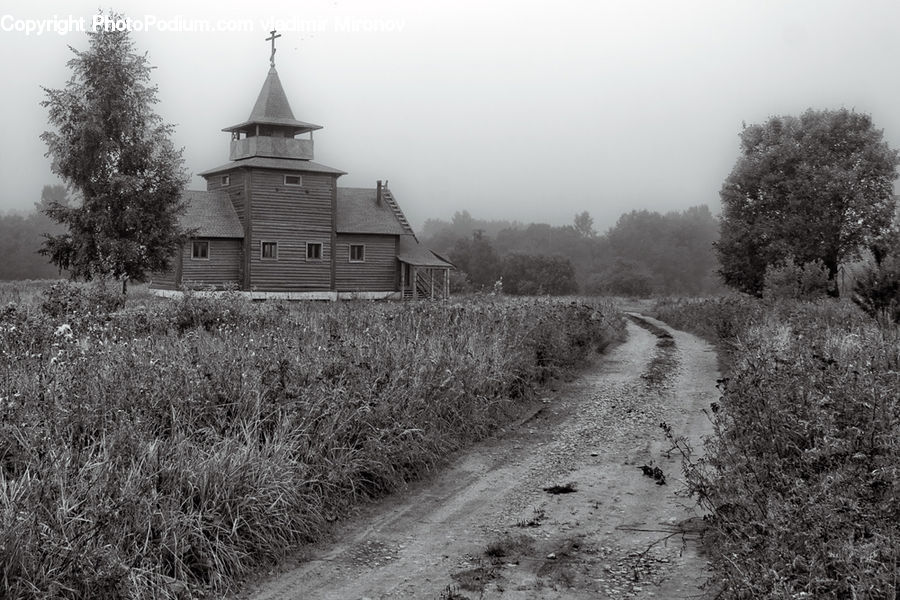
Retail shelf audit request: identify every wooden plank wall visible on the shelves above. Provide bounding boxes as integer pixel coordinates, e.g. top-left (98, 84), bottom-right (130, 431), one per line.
top-left (335, 234), bottom-right (398, 292)
top-left (248, 170), bottom-right (336, 291)
top-left (150, 269), bottom-right (177, 290)
top-left (180, 238), bottom-right (242, 288)
top-left (207, 170), bottom-right (249, 288)
top-left (207, 169), bottom-right (247, 223)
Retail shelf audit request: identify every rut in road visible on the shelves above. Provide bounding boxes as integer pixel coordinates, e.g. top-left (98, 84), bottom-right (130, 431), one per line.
top-left (235, 314), bottom-right (719, 600)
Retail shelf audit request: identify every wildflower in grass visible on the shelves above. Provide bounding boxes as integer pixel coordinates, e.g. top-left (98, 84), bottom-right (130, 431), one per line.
top-left (54, 323), bottom-right (73, 340)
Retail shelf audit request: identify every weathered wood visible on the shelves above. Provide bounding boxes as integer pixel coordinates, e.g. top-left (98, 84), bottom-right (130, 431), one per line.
top-left (230, 137), bottom-right (314, 161)
top-left (400, 260), bottom-right (406, 296)
top-left (174, 245), bottom-right (184, 288)
top-left (207, 168), bottom-right (253, 290)
top-left (331, 177), bottom-right (338, 291)
top-left (180, 238), bottom-right (242, 288)
top-left (150, 262), bottom-right (178, 290)
top-left (335, 234), bottom-right (398, 292)
top-left (247, 169), bottom-right (335, 291)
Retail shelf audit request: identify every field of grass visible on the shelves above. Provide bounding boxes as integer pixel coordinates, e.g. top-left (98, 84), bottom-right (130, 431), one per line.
top-left (654, 296), bottom-right (899, 599)
top-left (0, 281), bottom-right (625, 599)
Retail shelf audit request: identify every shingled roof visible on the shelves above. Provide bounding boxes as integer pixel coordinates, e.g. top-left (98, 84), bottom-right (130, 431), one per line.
top-left (397, 235), bottom-right (455, 268)
top-left (180, 190), bottom-right (243, 238)
top-left (336, 187), bottom-right (408, 235)
top-left (223, 67), bottom-right (322, 134)
top-left (198, 157), bottom-right (346, 177)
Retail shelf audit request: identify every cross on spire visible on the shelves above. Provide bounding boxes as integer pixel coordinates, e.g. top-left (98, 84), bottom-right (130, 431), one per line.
top-left (266, 29), bottom-right (282, 67)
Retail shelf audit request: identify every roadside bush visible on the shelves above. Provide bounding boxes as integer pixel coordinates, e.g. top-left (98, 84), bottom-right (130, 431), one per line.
top-left (654, 296), bottom-right (899, 599)
top-left (852, 254), bottom-right (900, 324)
top-left (762, 257), bottom-right (832, 300)
top-left (40, 280), bottom-right (125, 318)
top-left (0, 295), bottom-right (624, 599)
top-left (653, 295), bottom-right (763, 347)
top-left (448, 269), bottom-right (473, 294)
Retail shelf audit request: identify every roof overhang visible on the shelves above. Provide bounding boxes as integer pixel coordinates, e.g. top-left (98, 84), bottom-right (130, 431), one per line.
top-left (198, 157), bottom-right (346, 177)
top-left (223, 118), bottom-right (323, 135)
top-left (397, 236), bottom-right (455, 268)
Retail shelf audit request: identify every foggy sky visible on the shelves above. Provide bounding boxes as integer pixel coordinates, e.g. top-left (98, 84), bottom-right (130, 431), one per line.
top-left (2, 0), bottom-right (900, 232)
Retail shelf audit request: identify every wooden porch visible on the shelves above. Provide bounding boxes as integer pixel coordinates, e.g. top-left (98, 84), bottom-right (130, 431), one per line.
top-left (400, 263), bottom-right (451, 300)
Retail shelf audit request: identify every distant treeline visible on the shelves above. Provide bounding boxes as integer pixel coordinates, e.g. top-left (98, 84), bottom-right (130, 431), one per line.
top-left (0, 186), bottom-right (67, 281)
top-left (422, 206), bottom-right (722, 296)
top-left (5, 186), bottom-right (721, 296)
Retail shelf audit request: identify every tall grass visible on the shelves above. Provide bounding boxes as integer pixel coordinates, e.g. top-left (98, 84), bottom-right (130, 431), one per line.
top-left (0, 280), bottom-right (61, 306)
top-left (0, 287), bottom-right (625, 599)
top-left (654, 296), bottom-right (900, 599)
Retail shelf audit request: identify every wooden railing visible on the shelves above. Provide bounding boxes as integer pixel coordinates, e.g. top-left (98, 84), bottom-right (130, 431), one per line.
top-left (402, 268), bottom-right (449, 300)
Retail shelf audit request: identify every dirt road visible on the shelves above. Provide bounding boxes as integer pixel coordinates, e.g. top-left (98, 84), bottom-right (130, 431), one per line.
top-left (236, 315), bottom-right (719, 599)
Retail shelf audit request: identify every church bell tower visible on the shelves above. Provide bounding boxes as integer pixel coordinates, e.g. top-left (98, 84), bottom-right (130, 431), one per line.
top-left (222, 30), bottom-right (322, 164)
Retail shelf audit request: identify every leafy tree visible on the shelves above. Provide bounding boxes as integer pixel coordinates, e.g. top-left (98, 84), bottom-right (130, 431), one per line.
top-left (573, 211), bottom-right (595, 238)
top-left (762, 257), bottom-right (832, 300)
top-left (40, 13), bottom-right (188, 293)
top-left (423, 204), bottom-right (721, 296)
top-left (718, 109), bottom-right (899, 296)
top-left (420, 211), bottom-right (523, 252)
top-left (449, 231), bottom-right (501, 289)
top-left (500, 254), bottom-right (578, 295)
top-left (587, 257), bottom-right (655, 297)
top-left (852, 253), bottom-right (900, 323)
top-left (599, 206), bottom-right (720, 295)
top-left (0, 186), bottom-right (70, 280)
top-left (35, 184), bottom-right (69, 213)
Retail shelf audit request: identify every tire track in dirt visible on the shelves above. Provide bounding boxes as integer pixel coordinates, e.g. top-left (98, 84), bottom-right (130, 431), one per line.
top-left (233, 314), bottom-right (719, 600)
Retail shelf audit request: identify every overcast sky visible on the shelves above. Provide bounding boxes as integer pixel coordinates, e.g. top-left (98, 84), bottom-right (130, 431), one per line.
top-left (2, 0), bottom-right (900, 231)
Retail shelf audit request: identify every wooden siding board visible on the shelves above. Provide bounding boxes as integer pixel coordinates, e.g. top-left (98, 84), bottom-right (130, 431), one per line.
top-left (249, 232), bottom-right (332, 290)
top-left (180, 239), bottom-right (242, 287)
top-left (335, 234), bottom-right (398, 292)
top-left (247, 169), bottom-right (334, 291)
top-left (150, 268), bottom-right (177, 290)
top-left (249, 170), bottom-right (332, 231)
top-left (206, 169), bottom-right (246, 224)
top-left (243, 170), bottom-right (252, 289)
top-left (206, 168), bottom-right (251, 289)
top-left (330, 176), bottom-right (337, 290)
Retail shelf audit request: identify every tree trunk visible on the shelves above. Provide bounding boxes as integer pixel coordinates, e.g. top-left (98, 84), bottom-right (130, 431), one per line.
top-left (825, 255), bottom-right (840, 298)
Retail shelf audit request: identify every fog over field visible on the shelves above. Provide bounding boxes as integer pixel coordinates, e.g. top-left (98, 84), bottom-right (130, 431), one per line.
top-left (2, 0), bottom-right (900, 230)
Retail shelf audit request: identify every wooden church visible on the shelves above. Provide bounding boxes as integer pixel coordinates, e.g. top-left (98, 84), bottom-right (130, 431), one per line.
top-left (151, 34), bottom-right (452, 300)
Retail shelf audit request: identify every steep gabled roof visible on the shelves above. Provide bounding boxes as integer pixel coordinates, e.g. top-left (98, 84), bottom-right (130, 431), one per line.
top-left (337, 187), bottom-right (408, 235)
top-left (222, 67), bottom-right (322, 134)
top-left (198, 157), bottom-right (346, 177)
top-left (397, 235), bottom-right (455, 268)
top-left (180, 190), bottom-right (243, 238)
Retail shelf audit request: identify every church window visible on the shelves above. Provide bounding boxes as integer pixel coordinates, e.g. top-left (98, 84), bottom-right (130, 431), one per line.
top-left (306, 242), bottom-right (323, 260)
top-left (191, 241), bottom-right (209, 260)
top-left (261, 241), bottom-right (278, 260)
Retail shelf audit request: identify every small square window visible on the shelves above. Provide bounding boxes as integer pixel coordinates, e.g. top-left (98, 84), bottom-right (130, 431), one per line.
top-left (306, 242), bottom-right (323, 260)
top-left (191, 241), bottom-right (209, 260)
top-left (221, 175), bottom-right (231, 186)
top-left (349, 244), bottom-right (365, 262)
top-left (261, 241), bottom-right (278, 260)
top-left (284, 175), bottom-right (302, 186)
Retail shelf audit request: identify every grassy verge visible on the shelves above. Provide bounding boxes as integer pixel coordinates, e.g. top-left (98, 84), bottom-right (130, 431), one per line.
top-left (653, 296), bottom-right (900, 599)
top-left (0, 286), bottom-right (625, 599)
